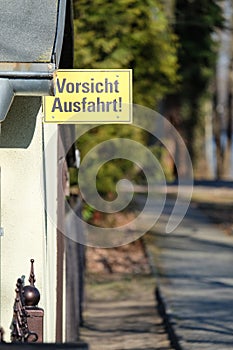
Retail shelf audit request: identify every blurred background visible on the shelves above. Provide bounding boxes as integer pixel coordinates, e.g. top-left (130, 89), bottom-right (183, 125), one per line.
top-left (67, 2), bottom-right (233, 348)
top-left (72, 0), bottom-right (232, 183)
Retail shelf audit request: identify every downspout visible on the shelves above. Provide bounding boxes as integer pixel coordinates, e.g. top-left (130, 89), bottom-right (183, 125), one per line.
top-left (0, 75), bottom-right (56, 123)
top-left (0, 79), bottom-right (14, 123)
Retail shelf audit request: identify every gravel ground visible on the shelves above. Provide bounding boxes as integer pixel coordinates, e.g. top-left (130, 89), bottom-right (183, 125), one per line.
top-left (86, 240), bottom-right (150, 274)
top-left (81, 275), bottom-right (174, 350)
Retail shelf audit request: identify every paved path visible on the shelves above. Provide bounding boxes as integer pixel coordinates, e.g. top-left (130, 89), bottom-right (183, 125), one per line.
top-left (80, 183), bottom-right (233, 349)
top-left (80, 276), bottom-right (173, 350)
top-left (153, 195), bottom-right (233, 350)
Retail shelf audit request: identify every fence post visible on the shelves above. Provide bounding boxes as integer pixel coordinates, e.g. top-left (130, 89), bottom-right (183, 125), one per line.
top-left (11, 259), bottom-right (44, 343)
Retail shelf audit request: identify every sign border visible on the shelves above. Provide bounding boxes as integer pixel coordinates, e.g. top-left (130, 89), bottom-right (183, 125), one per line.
top-left (43, 69), bottom-right (132, 124)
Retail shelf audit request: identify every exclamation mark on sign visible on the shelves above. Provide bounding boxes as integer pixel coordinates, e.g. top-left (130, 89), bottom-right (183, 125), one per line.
top-left (119, 97), bottom-right (122, 112)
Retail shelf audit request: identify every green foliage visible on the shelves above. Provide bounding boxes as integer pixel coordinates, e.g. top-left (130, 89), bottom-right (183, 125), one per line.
top-left (150, 144), bottom-right (175, 181)
top-left (69, 167), bottom-right (78, 186)
top-left (82, 203), bottom-right (95, 221)
top-left (76, 124), bottom-right (146, 196)
top-left (73, 0), bottom-right (179, 108)
top-left (72, 0), bottom-right (224, 181)
top-left (76, 124), bottom-right (175, 196)
top-left (72, 0), bottom-right (180, 195)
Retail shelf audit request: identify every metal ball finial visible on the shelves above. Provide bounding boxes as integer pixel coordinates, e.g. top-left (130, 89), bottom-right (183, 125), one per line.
top-left (23, 259), bottom-right (40, 307)
top-left (29, 259), bottom-right (36, 286)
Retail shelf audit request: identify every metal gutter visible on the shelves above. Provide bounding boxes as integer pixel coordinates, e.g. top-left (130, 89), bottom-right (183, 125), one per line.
top-left (0, 76), bottom-right (56, 122)
top-left (0, 72), bottom-right (54, 79)
top-left (0, 79), bottom-right (14, 123)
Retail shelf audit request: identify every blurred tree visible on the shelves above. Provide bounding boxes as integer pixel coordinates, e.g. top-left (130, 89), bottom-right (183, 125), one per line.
top-left (163, 0), bottom-right (224, 175)
top-left (76, 124), bottom-right (145, 196)
top-left (212, 0), bottom-right (233, 179)
top-left (73, 0), bottom-right (178, 108)
top-left (72, 0), bottom-right (179, 196)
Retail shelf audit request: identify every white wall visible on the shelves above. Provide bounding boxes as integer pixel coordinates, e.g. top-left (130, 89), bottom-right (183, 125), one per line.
top-left (42, 121), bottom-right (58, 342)
top-left (0, 103), bottom-right (58, 342)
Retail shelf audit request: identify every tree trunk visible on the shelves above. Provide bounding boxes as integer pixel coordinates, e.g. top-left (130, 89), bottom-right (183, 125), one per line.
top-left (222, 89), bottom-right (232, 177)
top-left (212, 76), bottom-right (224, 179)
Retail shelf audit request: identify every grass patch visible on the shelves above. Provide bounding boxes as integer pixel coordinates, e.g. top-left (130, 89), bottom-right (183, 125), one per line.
top-left (85, 273), bottom-right (155, 302)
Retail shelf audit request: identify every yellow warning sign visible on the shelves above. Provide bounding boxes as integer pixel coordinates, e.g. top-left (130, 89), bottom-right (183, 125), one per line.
top-left (43, 69), bottom-right (132, 124)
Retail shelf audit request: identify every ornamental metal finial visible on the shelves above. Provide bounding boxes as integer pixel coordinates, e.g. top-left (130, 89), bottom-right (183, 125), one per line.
top-left (24, 259), bottom-right (40, 307)
top-left (29, 259), bottom-right (36, 286)
top-left (11, 277), bottom-right (35, 342)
